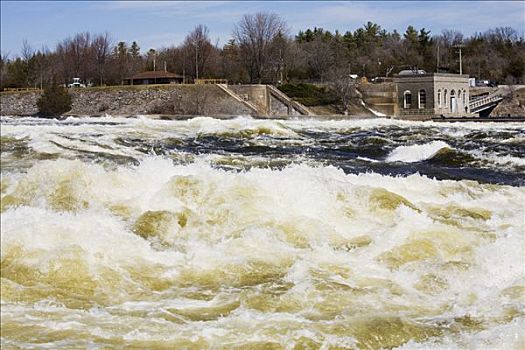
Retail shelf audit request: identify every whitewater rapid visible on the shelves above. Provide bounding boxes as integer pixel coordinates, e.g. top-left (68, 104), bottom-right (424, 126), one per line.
top-left (1, 116), bottom-right (524, 349)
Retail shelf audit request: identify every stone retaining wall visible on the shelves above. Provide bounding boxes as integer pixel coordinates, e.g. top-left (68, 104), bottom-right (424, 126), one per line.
top-left (0, 91), bottom-right (40, 116)
top-left (0, 85), bottom-right (254, 117)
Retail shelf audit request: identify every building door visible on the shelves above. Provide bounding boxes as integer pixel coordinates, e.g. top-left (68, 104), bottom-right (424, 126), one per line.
top-left (450, 90), bottom-right (456, 113)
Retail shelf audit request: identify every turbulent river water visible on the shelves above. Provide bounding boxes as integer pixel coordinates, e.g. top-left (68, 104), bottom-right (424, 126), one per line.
top-left (1, 115), bottom-right (524, 349)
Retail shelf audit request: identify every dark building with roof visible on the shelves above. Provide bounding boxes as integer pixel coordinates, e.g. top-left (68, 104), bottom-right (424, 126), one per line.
top-left (124, 71), bottom-right (184, 85)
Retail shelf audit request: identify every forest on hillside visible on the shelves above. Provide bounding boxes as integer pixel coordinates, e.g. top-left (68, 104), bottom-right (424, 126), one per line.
top-left (1, 12), bottom-right (524, 90)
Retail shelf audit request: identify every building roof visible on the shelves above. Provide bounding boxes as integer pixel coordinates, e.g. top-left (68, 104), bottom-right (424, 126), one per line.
top-left (127, 71), bottom-right (183, 80)
top-left (398, 69), bottom-right (427, 75)
top-left (393, 72), bottom-right (470, 79)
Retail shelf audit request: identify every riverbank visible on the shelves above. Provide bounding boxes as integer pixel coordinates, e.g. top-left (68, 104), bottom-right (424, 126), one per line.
top-left (2, 84), bottom-right (524, 120)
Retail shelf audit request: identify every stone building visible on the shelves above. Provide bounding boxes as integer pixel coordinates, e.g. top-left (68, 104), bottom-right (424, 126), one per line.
top-left (393, 72), bottom-right (470, 119)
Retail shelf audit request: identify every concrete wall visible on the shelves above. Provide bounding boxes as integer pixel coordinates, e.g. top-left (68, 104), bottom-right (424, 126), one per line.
top-left (358, 83), bottom-right (398, 116)
top-left (228, 85), bottom-right (268, 114)
top-left (269, 95), bottom-right (289, 115)
top-left (0, 85), bottom-right (255, 117)
top-left (394, 74), bottom-right (469, 119)
top-left (227, 84), bottom-right (304, 116)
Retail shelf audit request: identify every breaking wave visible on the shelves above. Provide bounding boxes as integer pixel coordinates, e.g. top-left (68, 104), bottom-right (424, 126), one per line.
top-left (386, 141), bottom-right (452, 163)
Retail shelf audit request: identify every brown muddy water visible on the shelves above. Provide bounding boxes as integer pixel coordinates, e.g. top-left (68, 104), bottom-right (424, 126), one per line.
top-left (1, 116), bottom-right (524, 349)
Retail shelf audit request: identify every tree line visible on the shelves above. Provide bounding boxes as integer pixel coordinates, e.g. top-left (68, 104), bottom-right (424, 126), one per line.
top-left (1, 12), bottom-right (523, 90)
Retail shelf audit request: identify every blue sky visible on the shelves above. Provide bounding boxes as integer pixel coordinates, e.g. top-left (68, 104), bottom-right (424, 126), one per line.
top-left (1, 1), bottom-right (524, 57)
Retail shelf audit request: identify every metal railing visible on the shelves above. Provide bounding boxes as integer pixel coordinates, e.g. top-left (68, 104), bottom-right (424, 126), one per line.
top-left (1, 87), bottom-right (41, 92)
top-left (469, 94), bottom-right (503, 112)
top-left (267, 85), bottom-right (314, 116)
top-left (195, 79), bottom-right (228, 85)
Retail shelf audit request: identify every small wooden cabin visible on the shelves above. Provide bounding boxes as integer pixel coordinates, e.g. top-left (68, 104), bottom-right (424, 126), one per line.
top-left (124, 71), bottom-right (184, 85)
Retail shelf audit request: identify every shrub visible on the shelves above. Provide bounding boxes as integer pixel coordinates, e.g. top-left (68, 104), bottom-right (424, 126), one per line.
top-left (36, 83), bottom-right (72, 117)
top-left (278, 83), bottom-right (338, 106)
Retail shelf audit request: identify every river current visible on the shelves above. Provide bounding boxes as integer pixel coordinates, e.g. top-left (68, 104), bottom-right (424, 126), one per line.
top-left (1, 116), bottom-right (524, 349)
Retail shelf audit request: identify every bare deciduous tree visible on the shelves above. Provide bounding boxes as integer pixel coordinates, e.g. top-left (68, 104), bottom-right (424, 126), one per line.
top-left (221, 39), bottom-right (248, 83)
top-left (303, 37), bottom-right (334, 82)
top-left (113, 41), bottom-right (129, 84)
top-left (2, 21), bottom-right (524, 90)
top-left (92, 33), bottom-right (112, 86)
top-left (328, 67), bottom-right (358, 115)
top-left (182, 25), bottom-right (213, 80)
top-left (56, 32), bottom-right (93, 85)
top-left (233, 12), bottom-right (288, 83)
top-left (21, 40), bottom-right (34, 87)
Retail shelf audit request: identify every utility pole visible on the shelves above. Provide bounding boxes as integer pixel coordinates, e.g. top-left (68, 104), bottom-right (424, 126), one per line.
top-left (153, 56), bottom-right (156, 84)
top-left (279, 49), bottom-right (283, 84)
top-left (454, 44), bottom-right (464, 75)
top-left (459, 46), bottom-right (462, 75)
top-left (436, 41), bottom-right (440, 72)
top-left (194, 42), bottom-right (199, 81)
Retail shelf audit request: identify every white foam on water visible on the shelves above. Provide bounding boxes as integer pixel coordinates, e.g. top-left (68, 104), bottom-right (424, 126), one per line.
top-left (386, 141), bottom-right (452, 162)
top-left (474, 151), bottom-right (525, 167)
top-left (360, 99), bottom-right (388, 117)
top-left (1, 157), bottom-right (523, 348)
top-left (1, 116), bottom-right (524, 348)
top-left (357, 156), bottom-right (380, 162)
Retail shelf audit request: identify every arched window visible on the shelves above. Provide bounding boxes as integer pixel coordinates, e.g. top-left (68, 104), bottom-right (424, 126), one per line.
top-left (403, 90), bottom-right (412, 109)
top-left (463, 90), bottom-right (466, 103)
top-left (437, 89), bottom-right (442, 108)
top-left (444, 90), bottom-right (448, 106)
top-left (418, 89), bottom-right (426, 109)
top-left (450, 90), bottom-right (456, 113)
